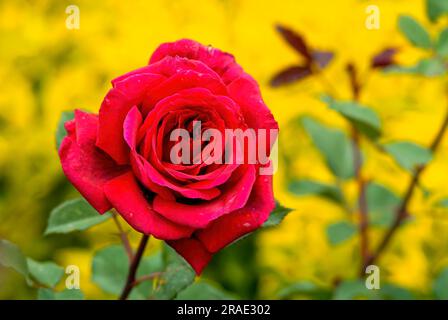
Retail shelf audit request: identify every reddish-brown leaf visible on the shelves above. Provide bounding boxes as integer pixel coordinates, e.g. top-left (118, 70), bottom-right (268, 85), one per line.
top-left (270, 65), bottom-right (312, 87)
top-left (312, 50), bottom-right (334, 69)
top-left (275, 25), bottom-right (312, 61)
top-left (371, 48), bottom-right (398, 69)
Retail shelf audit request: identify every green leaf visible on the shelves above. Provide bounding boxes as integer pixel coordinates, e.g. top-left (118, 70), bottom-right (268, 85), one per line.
top-left (55, 111), bottom-right (75, 150)
top-left (132, 252), bottom-right (164, 300)
top-left (436, 198), bottom-right (448, 207)
top-left (151, 244), bottom-right (196, 300)
top-left (366, 183), bottom-right (400, 227)
top-left (436, 28), bottom-right (448, 58)
top-left (262, 202), bottom-right (293, 228)
top-left (384, 141), bottom-right (433, 171)
top-left (91, 245), bottom-right (164, 299)
top-left (37, 288), bottom-right (84, 300)
top-left (323, 97), bottom-right (382, 140)
top-left (288, 179), bottom-right (344, 204)
top-left (45, 198), bottom-right (111, 235)
top-left (380, 284), bottom-right (414, 300)
top-left (326, 222), bottom-right (357, 245)
top-left (333, 280), bottom-right (377, 300)
top-left (398, 15), bottom-right (432, 49)
top-left (427, 0), bottom-right (448, 22)
top-left (91, 245), bottom-right (128, 295)
top-left (434, 268), bottom-right (448, 299)
top-left (0, 239), bottom-right (28, 276)
top-left (92, 244), bottom-right (196, 300)
top-left (27, 258), bottom-right (64, 288)
top-left (277, 281), bottom-right (332, 299)
top-left (385, 58), bottom-right (445, 76)
top-left (176, 282), bottom-right (235, 300)
top-left (334, 280), bottom-right (414, 300)
top-left (302, 117), bottom-right (354, 179)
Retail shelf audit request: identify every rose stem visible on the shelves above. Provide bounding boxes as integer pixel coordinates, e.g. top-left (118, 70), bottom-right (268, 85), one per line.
top-left (346, 63), bottom-right (371, 275)
top-left (119, 234), bottom-right (150, 300)
top-left (112, 212), bottom-right (134, 262)
top-left (353, 128), bottom-right (370, 276)
top-left (364, 88), bottom-right (448, 270)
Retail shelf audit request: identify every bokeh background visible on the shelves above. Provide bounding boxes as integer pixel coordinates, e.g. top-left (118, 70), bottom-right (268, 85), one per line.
top-left (1, 0), bottom-right (448, 299)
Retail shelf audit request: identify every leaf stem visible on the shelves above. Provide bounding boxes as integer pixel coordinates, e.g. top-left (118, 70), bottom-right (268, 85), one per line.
top-left (365, 96), bottom-right (448, 269)
top-left (112, 212), bottom-right (134, 262)
top-left (119, 234), bottom-right (149, 300)
top-left (132, 272), bottom-right (163, 287)
top-left (352, 129), bottom-right (371, 275)
top-left (346, 62), bottom-right (371, 275)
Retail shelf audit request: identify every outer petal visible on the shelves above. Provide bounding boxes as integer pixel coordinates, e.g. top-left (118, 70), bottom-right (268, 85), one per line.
top-left (196, 173), bottom-right (275, 253)
top-left (149, 39), bottom-right (243, 84)
top-left (58, 110), bottom-right (127, 213)
top-left (97, 73), bottom-right (165, 164)
top-left (152, 166), bottom-right (256, 228)
top-left (167, 238), bottom-right (212, 275)
top-left (103, 172), bottom-right (194, 240)
top-left (227, 75), bottom-right (279, 155)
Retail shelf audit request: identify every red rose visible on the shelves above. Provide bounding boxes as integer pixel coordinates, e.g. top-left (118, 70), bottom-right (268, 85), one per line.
top-left (58, 39), bottom-right (278, 274)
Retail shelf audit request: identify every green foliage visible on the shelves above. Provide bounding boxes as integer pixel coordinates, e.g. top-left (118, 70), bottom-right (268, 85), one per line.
top-left (302, 117), bottom-right (354, 179)
top-left (366, 183), bottom-right (400, 227)
top-left (27, 258), bottom-right (64, 288)
top-left (334, 280), bottom-right (414, 300)
top-left (379, 284), bottom-right (415, 300)
top-left (55, 111), bottom-right (74, 150)
top-left (45, 198), bottom-right (111, 235)
top-left (204, 235), bottom-right (259, 299)
top-left (326, 222), bottom-right (357, 245)
top-left (0, 239), bottom-right (28, 276)
top-left (152, 244), bottom-right (196, 299)
top-left (334, 280), bottom-right (376, 299)
top-left (134, 252), bottom-right (165, 299)
top-left (37, 288), bottom-right (84, 300)
top-left (1, 239), bottom-right (85, 299)
top-left (386, 58), bottom-right (446, 76)
top-left (91, 245), bottom-right (164, 299)
top-left (436, 198), bottom-right (448, 208)
top-left (277, 281), bottom-right (332, 299)
top-left (91, 245), bottom-right (129, 295)
top-left (433, 268), bottom-right (448, 299)
top-left (176, 282), bottom-right (235, 300)
top-left (323, 97), bottom-right (382, 140)
top-left (384, 141), bottom-right (432, 171)
top-left (288, 179), bottom-right (344, 204)
top-left (398, 15), bottom-right (432, 49)
top-left (426, 0), bottom-right (448, 22)
top-left (436, 28), bottom-right (448, 58)
top-left (263, 202), bottom-right (293, 227)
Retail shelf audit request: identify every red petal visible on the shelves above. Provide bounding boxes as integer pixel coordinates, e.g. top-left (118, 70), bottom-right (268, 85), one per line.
top-left (167, 238), bottom-right (213, 275)
top-left (103, 172), bottom-right (194, 240)
top-left (227, 75), bottom-right (279, 154)
top-left (152, 166), bottom-right (256, 228)
top-left (59, 110), bottom-right (127, 213)
top-left (149, 39), bottom-right (243, 84)
top-left (97, 73), bottom-right (164, 164)
top-left (123, 106), bottom-right (142, 149)
top-left (196, 173), bottom-right (275, 253)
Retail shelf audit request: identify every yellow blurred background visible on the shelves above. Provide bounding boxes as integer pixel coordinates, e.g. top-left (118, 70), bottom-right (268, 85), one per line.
top-left (1, 0), bottom-right (448, 299)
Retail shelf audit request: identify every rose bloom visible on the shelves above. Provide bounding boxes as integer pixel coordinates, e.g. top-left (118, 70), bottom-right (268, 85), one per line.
top-left (59, 39), bottom-right (278, 274)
